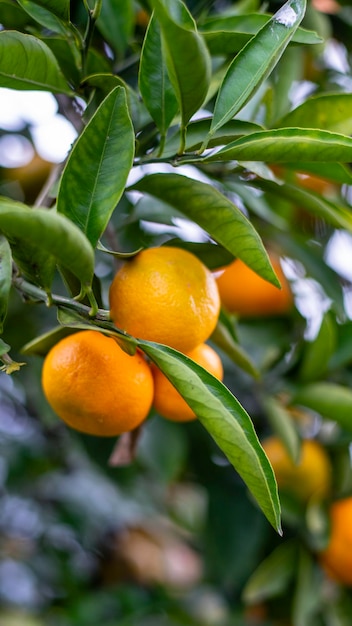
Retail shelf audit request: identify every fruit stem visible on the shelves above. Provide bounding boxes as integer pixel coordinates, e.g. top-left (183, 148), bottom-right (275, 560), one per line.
top-left (12, 275), bottom-right (110, 322)
top-left (82, 0), bottom-right (102, 77)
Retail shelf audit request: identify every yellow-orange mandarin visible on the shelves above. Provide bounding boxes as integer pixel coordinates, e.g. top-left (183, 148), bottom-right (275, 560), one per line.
top-left (319, 497), bottom-right (352, 587)
top-left (42, 330), bottom-right (154, 437)
top-left (262, 436), bottom-right (331, 503)
top-left (109, 246), bottom-right (220, 352)
top-left (151, 343), bottom-right (224, 422)
top-left (215, 254), bottom-right (292, 317)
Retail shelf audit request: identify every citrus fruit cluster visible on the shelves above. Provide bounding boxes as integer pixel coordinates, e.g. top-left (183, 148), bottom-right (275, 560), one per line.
top-left (42, 246), bottom-right (223, 435)
top-left (42, 246), bottom-right (293, 436)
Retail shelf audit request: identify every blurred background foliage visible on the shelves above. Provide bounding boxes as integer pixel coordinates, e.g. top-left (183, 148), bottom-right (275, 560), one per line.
top-left (1, 0), bottom-right (352, 624)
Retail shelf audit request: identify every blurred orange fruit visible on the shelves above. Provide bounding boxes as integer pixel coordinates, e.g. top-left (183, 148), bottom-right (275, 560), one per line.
top-left (6, 154), bottom-right (53, 203)
top-left (42, 330), bottom-right (154, 437)
top-left (151, 342), bottom-right (224, 422)
top-left (296, 172), bottom-right (336, 196)
top-left (109, 246), bottom-right (220, 352)
top-left (262, 436), bottom-right (331, 503)
top-left (319, 497), bottom-right (352, 586)
top-left (215, 254), bottom-right (292, 317)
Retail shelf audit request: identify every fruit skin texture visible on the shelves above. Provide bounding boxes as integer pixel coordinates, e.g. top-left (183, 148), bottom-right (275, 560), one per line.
top-left (319, 497), bottom-right (352, 586)
top-left (215, 254), bottom-right (292, 317)
top-left (151, 343), bottom-right (224, 422)
top-left (109, 246), bottom-right (220, 353)
top-left (262, 437), bottom-right (331, 503)
top-left (42, 330), bottom-right (154, 437)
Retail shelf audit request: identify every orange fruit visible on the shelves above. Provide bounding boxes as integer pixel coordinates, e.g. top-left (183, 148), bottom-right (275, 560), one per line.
top-left (215, 253), bottom-right (292, 317)
top-left (151, 343), bottom-right (224, 422)
top-left (6, 154), bottom-right (53, 203)
top-left (296, 172), bottom-right (336, 196)
top-left (109, 247), bottom-right (220, 353)
top-left (42, 330), bottom-right (154, 437)
top-left (319, 497), bottom-right (352, 586)
top-left (262, 437), bottom-right (331, 503)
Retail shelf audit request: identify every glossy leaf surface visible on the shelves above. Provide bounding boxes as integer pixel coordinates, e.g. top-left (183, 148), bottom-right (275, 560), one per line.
top-left (0, 31), bottom-right (72, 93)
top-left (139, 339), bottom-right (281, 533)
top-left (139, 14), bottom-right (178, 138)
top-left (0, 199), bottom-right (95, 293)
top-left (150, 0), bottom-right (211, 130)
top-left (205, 128), bottom-right (352, 163)
top-left (163, 118), bottom-right (263, 157)
top-left (132, 173), bottom-right (279, 286)
top-left (202, 14), bottom-right (321, 56)
top-left (25, 0), bottom-right (70, 20)
top-left (208, 0), bottom-right (306, 139)
top-left (16, 0), bottom-right (69, 35)
top-left (57, 86), bottom-right (134, 248)
top-left (276, 93), bottom-right (352, 135)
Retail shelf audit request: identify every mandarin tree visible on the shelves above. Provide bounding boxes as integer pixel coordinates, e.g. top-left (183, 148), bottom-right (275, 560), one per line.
top-left (1, 0), bottom-right (352, 624)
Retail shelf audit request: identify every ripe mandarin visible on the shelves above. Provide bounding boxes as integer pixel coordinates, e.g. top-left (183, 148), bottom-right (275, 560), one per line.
top-left (109, 247), bottom-right (220, 352)
top-left (319, 497), bottom-right (352, 586)
top-left (42, 330), bottom-right (154, 437)
top-left (215, 254), bottom-right (292, 317)
top-left (151, 343), bottom-right (224, 422)
top-left (262, 436), bottom-right (331, 503)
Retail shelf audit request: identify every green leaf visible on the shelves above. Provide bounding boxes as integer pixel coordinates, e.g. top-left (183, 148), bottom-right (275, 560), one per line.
top-left (42, 36), bottom-right (81, 87)
top-left (292, 382), bottom-right (352, 432)
top-left (139, 13), bottom-right (178, 140)
top-left (150, 0), bottom-right (211, 135)
top-left (0, 235), bottom-right (12, 334)
top-left (139, 339), bottom-right (281, 533)
top-left (201, 14), bottom-right (321, 56)
top-left (205, 128), bottom-right (352, 163)
top-left (242, 540), bottom-right (297, 603)
top-left (253, 178), bottom-right (352, 232)
top-left (96, 0), bottom-right (134, 58)
top-left (211, 315), bottom-right (260, 379)
top-left (56, 309), bottom-right (137, 355)
top-left (207, 0), bottom-right (306, 141)
top-left (16, 0), bottom-right (69, 35)
top-left (276, 94), bottom-right (352, 135)
top-left (298, 312), bottom-right (337, 383)
top-left (269, 45), bottom-right (304, 124)
top-left (132, 173), bottom-right (280, 286)
top-left (23, 0), bottom-right (70, 21)
top-left (21, 326), bottom-right (75, 357)
top-left (0, 199), bottom-right (95, 295)
top-left (226, 179), bottom-right (288, 230)
top-left (57, 86), bottom-right (134, 248)
top-left (263, 396), bottom-right (301, 464)
top-left (0, 200), bottom-right (57, 292)
top-left (0, 31), bottom-right (73, 94)
top-left (162, 117), bottom-right (263, 157)
top-left (83, 74), bottom-right (148, 131)
top-left (164, 240), bottom-right (234, 270)
top-left (292, 547), bottom-right (322, 626)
